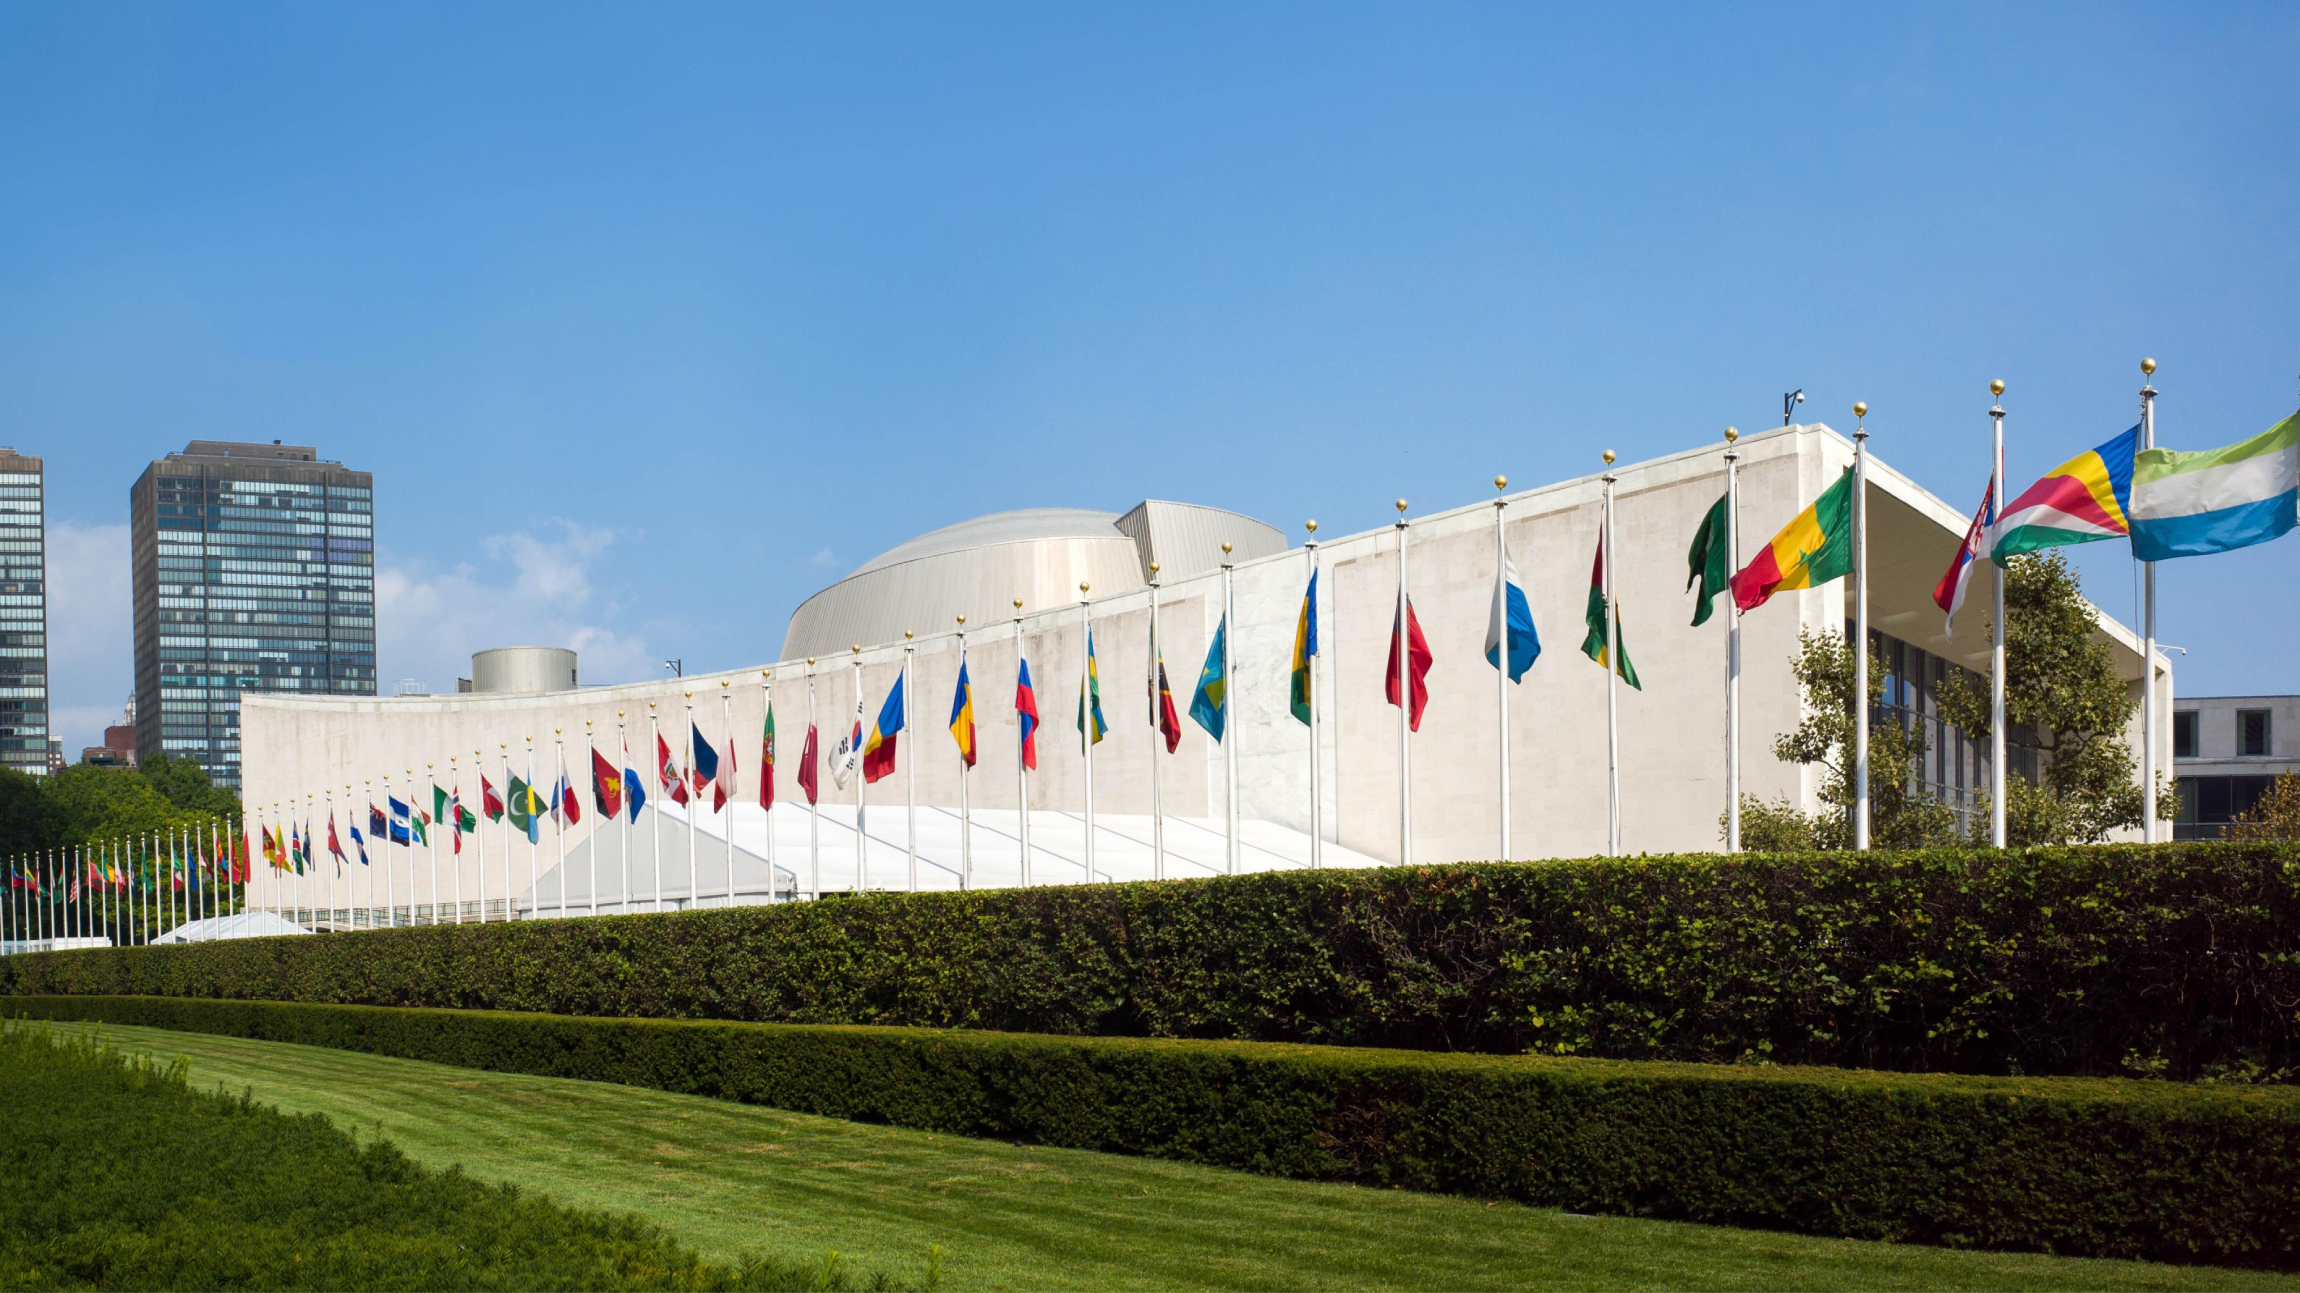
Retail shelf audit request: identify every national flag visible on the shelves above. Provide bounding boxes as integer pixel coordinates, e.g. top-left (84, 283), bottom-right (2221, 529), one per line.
top-left (760, 701), bottom-right (777, 810)
top-left (716, 724), bottom-right (736, 813)
top-left (449, 787), bottom-right (476, 853)
top-left (1290, 570), bottom-right (1318, 725)
top-left (831, 690), bottom-right (865, 791)
top-left (1384, 598), bottom-right (1434, 731)
top-left (553, 774), bottom-right (580, 827)
top-left (304, 820), bottom-right (314, 873)
top-left (593, 746), bottom-right (623, 820)
top-left (1015, 656), bottom-right (1041, 771)
top-left (1990, 426), bottom-right (2138, 564)
top-left (2129, 412), bottom-right (2299, 560)
top-left (1685, 493), bottom-right (1731, 627)
top-left (862, 670), bottom-right (907, 784)
top-left (658, 733), bottom-right (690, 806)
top-left (623, 765), bottom-right (647, 823)
top-left (262, 826), bottom-right (282, 871)
top-left (327, 814), bottom-right (346, 868)
top-left (506, 774), bottom-right (540, 843)
top-left (233, 830), bottom-right (250, 882)
top-left (1076, 631), bottom-right (1106, 749)
top-left (1732, 467), bottom-right (1855, 612)
top-left (1581, 532), bottom-right (1642, 690)
top-left (1188, 616), bottom-right (1227, 742)
top-left (690, 728), bottom-right (720, 800)
top-left (482, 775), bottom-right (505, 823)
top-left (369, 803), bottom-right (387, 841)
top-left (797, 721), bottom-right (820, 804)
top-left (289, 822), bottom-right (305, 874)
top-left (348, 818), bottom-right (369, 867)
top-left (1933, 479), bottom-right (1994, 636)
top-left (388, 796), bottom-right (413, 846)
top-left (1487, 549), bottom-right (1540, 683)
top-left (949, 659), bottom-right (977, 768)
top-left (1152, 657), bottom-right (1181, 755)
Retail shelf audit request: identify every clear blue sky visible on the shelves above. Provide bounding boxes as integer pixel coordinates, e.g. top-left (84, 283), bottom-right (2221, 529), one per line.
top-left (3, 3), bottom-right (2294, 756)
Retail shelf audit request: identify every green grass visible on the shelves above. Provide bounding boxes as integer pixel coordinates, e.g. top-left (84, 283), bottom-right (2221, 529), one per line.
top-left (66, 1021), bottom-right (2300, 1293)
top-left (0, 1021), bottom-right (912, 1291)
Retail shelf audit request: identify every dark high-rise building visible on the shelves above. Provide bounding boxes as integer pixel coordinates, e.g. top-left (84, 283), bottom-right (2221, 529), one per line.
top-left (0, 449), bottom-right (47, 777)
top-left (131, 440), bottom-right (375, 789)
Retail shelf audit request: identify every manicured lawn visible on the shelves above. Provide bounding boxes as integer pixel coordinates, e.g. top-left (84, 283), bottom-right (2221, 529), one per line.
top-left (75, 1021), bottom-right (2300, 1293)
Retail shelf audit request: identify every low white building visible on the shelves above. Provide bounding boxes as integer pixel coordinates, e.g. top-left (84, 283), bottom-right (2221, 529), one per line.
top-left (2172, 694), bottom-right (2298, 839)
top-left (238, 424), bottom-right (2171, 923)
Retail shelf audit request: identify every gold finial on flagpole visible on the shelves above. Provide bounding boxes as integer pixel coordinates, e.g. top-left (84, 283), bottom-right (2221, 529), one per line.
top-left (1724, 427), bottom-right (1738, 443)
top-left (806, 657), bottom-right (815, 665)
top-left (1304, 520), bottom-right (1316, 533)
top-left (682, 690), bottom-right (691, 700)
top-left (1079, 582), bottom-right (1089, 595)
top-left (904, 630), bottom-right (914, 640)
top-left (1494, 476), bottom-right (1507, 492)
top-left (955, 614), bottom-right (966, 625)
top-left (850, 645), bottom-right (860, 654)
top-left (721, 678), bottom-right (729, 689)
top-left (1853, 401), bottom-right (1867, 419)
top-left (1395, 498), bottom-right (1408, 513)
top-left (1602, 449), bottom-right (1615, 464)
top-left (1220, 541), bottom-right (1232, 553)
top-left (1990, 379), bottom-right (2005, 396)
top-left (2141, 357), bottom-right (2156, 376)
top-left (1012, 598), bottom-right (1023, 610)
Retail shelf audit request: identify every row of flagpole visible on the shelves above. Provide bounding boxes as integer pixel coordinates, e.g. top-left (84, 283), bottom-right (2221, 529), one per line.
top-left (4, 822), bottom-right (244, 952)
top-left (235, 362), bottom-right (2291, 919)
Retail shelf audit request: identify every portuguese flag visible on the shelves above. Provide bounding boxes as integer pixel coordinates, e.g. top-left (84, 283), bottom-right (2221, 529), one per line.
top-left (1731, 466), bottom-right (1854, 613)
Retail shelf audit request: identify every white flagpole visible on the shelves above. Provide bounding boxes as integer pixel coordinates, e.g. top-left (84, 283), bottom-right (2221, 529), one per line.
top-left (428, 763), bottom-right (442, 925)
top-left (903, 633), bottom-right (918, 892)
top-left (1725, 430), bottom-right (1743, 853)
top-left (1221, 546), bottom-right (1238, 874)
top-left (1394, 502), bottom-right (1413, 868)
top-left (616, 717), bottom-right (630, 913)
top-left (1146, 573), bottom-right (1165, 882)
top-left (1853, 402), bottom-right (1872, 851)
top-left (805, 664), bottom-right (820, 899)
top-left (549, 733), bottom-right (566, 918)
top-left (1602, 458), bottom-right (1621, 858)
top-left (683, 693), bottom-right (698, 911)
top-left (524, 739), bottom-right (538, 921)
top-left (1013, 604), bottom-right (1031, 888)
top-left (1492, 481), bottom-right (1510, 861)
top-left (211, 818), bottom-right (222, 927)
top-left (581, 724), bottom-right (597, 915)
top-left (2139, 359), bottom-right (2159, 843)
top-left (645, 710), bottom-right (662, 912)
top-left (723, 680), bottom-right (737, 905)
top-left (761, 672), bottom-right (777, 902)
top-left (1990, 387), bottom-right (2009, 849)
top-left (955, 622), bottom-right (973, 890)
top-left (1079, 592), bottom-right (1096, 883)
top-left (852, 649), bottom-right (865, 893)
top-left (1305, 524), bottom-right (1323, 870)
top-left (325, 788), bottom-right (337, 931)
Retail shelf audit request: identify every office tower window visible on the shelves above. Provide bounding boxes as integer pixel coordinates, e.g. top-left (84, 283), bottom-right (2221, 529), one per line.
top-left (2237, 709), bottom-right (2271, 758)
top-left (2172, 710), bottom-right (2198, 760)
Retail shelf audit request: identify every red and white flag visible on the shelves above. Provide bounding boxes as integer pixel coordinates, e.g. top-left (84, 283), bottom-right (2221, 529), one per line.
top-left (1933, 480), bottom-right (1994, 636)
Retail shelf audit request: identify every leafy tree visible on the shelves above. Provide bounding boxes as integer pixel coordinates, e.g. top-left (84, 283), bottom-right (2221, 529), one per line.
top-left (2226, 774), bottom-right (2300, 842)
top-left (137, 752), bottom-right (241, 818)
top-left (1935, 551), bottom-right (2162, 845)
top-left (0, 767), bottom-right (68, 856)
top-left (1724, 626), bottom-right (1958, 850)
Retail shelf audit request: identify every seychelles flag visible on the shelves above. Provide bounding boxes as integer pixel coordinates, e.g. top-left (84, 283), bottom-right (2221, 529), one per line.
top-left (1015, 656), bottom-right (1040, 771)
top-left (862, 670), bottom-right (906, 784)
top-left (1990, 427), bottom-right (2136, 564)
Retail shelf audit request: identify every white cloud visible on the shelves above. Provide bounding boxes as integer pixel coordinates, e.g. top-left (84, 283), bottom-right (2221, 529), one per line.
top-left (810, 547), bottom-right (840, 568)
top-left (44, 522), bottom-right (133, 755)
top-left (376, 520), bottom-right (655, 694)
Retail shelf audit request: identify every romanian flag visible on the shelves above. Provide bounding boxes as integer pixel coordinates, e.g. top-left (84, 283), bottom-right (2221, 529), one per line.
top-left (949, 658), bottom-right (977, 768)
top-left (1990, 426), bottom-right (2137, 565)
top-left (863, 670), bottom-right (906, 784)
top-left (1581, 531), bottom-right (1642, 690)
top-left (1732, 467), bottom-right (1855, 612)
top-left (1076, 631), bottom-right (1106, 749)
top-left (761, 701), bottom-right (777, 810)
top-left (593, 745), bottom-right (623, 819)
top-left (1015, 657), bottom-right (1040, 771)
top-left (1290, 570), bottom-right (1318, 726)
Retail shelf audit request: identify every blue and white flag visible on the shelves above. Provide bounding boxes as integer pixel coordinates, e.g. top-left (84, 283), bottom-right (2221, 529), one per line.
top-left (1485, 550), bottom-right (1541, 683)
top-left (348, 820), bottom-right (370, 866)
top-left (623, 765), bottom-right (646, 823)
top-left (387, 795), bottom-right (413, 846)
top-left (2130, 412), bottom-right (2299, 561)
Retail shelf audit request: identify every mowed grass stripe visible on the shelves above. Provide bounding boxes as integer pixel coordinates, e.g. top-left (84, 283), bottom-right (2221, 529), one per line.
top-left (74, 1022), bottom-right (2298, 1293)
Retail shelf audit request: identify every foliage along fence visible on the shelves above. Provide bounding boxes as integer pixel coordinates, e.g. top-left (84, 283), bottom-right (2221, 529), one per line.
top-left (15, 995), bottom-right (2300, 1269)
top-left (7, 843), bottom-right (2300, 1083)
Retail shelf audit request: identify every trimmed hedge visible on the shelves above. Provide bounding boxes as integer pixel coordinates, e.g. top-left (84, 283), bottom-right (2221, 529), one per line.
top-left (8, 843), bottom-right (2300, 1081)
top-left (19, 994), bottom-right (2300, 1270)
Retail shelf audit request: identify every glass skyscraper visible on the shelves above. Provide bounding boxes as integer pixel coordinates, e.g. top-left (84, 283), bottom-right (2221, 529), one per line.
top-left (0, 448), bottom-right (47, 778)
top-left (131, 441), bottom-right (375, 789)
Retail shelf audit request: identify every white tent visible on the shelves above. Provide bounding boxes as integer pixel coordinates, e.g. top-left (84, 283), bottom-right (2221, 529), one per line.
top-left (150, 911), bottom-right (314, 942)
top-left (517, 798), bottom-right (1390, 915)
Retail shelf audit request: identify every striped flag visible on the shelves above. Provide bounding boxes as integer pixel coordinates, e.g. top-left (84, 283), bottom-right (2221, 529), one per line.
top-left (2130, 412), bottom-right (2298, 560)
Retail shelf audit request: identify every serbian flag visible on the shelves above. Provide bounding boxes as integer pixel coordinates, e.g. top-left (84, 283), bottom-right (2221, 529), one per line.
top-left (1733, 467), bottom-right (1855, 612)
top-left (1934, 479), bottom-right (1995, 636)
top-left (949, 658), bottom-right (977, 769)
top-left (1384, 597), bottom-right (1433, 732)
top-left (482, 775), bottom-right (505, 824)
top-left (862, 670), bottom-right (906, 784)
top-left (1015, 655), bottom-right (1041, 772)
top-left (658, 733), bottom-right (689, 806)
top-left (797, 720), bottom-right (820, 805)
top-left (760, 701), bottom-right (776, 810)
top-left (593, 745), bottom-right (623, 819)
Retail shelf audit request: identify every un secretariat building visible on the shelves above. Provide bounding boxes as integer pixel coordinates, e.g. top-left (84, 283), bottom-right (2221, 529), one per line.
top-left (132, 440), bottom-right (377, 791)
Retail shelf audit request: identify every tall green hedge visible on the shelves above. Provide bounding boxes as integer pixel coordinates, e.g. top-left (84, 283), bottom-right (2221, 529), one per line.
top-left (8, 843), bottom-right (2299, 1081)
top-left (18, 994), bottom-right (2300, 1269)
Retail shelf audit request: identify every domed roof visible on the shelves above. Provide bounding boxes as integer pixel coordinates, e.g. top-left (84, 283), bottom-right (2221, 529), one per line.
top-left (848, 507), bottom-right (1126, 578)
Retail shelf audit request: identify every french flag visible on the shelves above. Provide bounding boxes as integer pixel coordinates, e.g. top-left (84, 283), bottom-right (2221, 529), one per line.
top-left (1934, 479), bottom-right (1994, 636)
